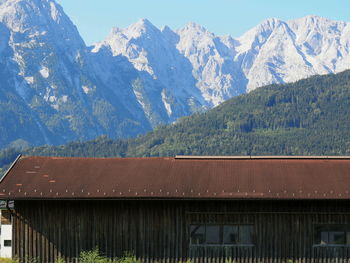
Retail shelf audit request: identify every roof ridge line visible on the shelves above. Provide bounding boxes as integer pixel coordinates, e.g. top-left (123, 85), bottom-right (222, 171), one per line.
top-left (175, 155), bottom-right (350, 160)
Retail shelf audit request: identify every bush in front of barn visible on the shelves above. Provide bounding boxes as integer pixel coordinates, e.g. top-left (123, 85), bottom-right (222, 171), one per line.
top-left (78, 248), bottom-right (140, 263)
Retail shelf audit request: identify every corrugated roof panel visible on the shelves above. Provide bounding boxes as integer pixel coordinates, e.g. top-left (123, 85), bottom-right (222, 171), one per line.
top-left (0, 156), bottom-right (350, 200)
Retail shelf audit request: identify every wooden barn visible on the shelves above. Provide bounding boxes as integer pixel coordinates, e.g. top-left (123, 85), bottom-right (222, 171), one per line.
top-left (1, 155), bottom-right (350, 263)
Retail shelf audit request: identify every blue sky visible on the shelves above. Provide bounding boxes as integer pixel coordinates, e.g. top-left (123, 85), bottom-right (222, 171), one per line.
top-left (56, 0), bottom-right (349, 45)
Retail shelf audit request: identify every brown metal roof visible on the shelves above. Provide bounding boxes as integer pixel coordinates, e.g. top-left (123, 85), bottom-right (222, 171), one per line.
top-left (1, 156), bottom-right (350, 200)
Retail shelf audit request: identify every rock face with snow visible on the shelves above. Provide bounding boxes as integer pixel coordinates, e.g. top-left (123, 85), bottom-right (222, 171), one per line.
top-left (92, 19), bottom-right (205, 126)
top-left (1, 0), bottom-right (350, 148)
top-left (236, 16), bottom-right (350, 91)
top-left (0, 0), bottom-right (151, 147)
top-left (98, 15), bottom-right (350, 107)
top-left (176, 22), bottom-right (245, 105)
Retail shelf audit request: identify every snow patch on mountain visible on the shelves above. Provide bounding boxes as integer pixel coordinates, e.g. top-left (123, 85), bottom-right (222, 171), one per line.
top-left (25, 76), bottom-right (34, 84)
top-left (39, 66), bottom-right (49, 78)
top-left (161, 89), bottom-right (172, 116)
top-left (49, 1), bottom-right (61, 22)
top-left (82, 85), bottom-right (90, 94)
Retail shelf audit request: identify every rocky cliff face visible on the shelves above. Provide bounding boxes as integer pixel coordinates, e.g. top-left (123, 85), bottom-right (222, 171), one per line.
top-left (237, 16), bottom-right (350, 92)
top-left (0, 0), bottom-right (151, 148)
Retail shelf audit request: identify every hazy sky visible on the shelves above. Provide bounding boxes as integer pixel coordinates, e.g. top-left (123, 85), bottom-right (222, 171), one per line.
top-left (56, 0), bottom-right (350, 45)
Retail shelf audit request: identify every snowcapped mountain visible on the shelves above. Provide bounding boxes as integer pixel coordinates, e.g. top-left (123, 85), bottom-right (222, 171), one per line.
top-left (98, 15), bottom-right (350, 106)
top-left (1, 0), bottom-right (350, 148)
top-left (0, 0), bottom-right (151, 147)
top-left (92, 19), bottom-right (206, 126)
top-left (236, 16), bottom-right (350, 91)
top-left (176, 22), bottom-right (245, 105)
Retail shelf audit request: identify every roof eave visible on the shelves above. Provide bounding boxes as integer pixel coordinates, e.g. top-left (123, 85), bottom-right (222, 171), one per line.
top-left (0, 154), bottom-right (22, 184)
top-left (6, 197), bottom-right (350, 201)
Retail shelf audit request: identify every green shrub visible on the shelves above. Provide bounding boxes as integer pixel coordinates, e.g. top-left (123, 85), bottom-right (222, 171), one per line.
top-left (114, 253), bottom-right (140, 263)
top-left (78, 249), bottom-right (141, 263)
top-left (79, 248), bottom-right (110, 263)
top-left (55, 257), bottom-right (66, 263)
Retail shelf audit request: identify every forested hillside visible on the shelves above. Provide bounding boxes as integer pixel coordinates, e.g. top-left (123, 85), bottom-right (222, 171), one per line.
top-left (1, 70), bottom-right (350, 173)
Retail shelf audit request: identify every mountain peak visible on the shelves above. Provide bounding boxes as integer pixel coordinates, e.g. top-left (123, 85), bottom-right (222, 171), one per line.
top-left (299, 15), bottom-right (330, 22)
top-left (237, 17), bottom-right (283, 42)
top-left (0, 0), bottom-right (74, 33)
top-left (135, 18), bottom-right (152, 26)
top-left (125, 18), bottom-right (160, 38)
top-left (287, 15), bottom-right (346, 27)
top-left (177, 22), bottom-right (214, 40)
top-left (161, 25), bottom-right (179, 44)
top-left (131, 18), bottom-right (157, 30)
top-left (161, 25), bottom-right (172, 33)
top-left (236, 17), bottom-right (283, 51)
top-left (287, 15), bottom-right (348, 38)
top-left (182, 21), bottom-right (208, 33)
top-left (110, 26), bottom-right (122, 35)
top-left (256, 17), bottom-right (283, 31)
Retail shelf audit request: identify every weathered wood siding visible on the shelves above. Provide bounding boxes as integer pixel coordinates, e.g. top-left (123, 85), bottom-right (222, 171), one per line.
top-left (12, 200), bottom-right (350, 263)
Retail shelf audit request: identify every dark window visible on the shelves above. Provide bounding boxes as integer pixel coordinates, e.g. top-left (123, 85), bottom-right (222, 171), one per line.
top-left (315, 225), bottom-right (350, 246)
top-left (1, 210), bottom-right (11, 225)
top-left (206, 225), bottom-right (221, 244)
top-left (239, 225), bottom-right (254, 245)
top-left (190, 224), bottom-right (254, 246)
top-left (3, 240), bottom-right (11, 247)
top-left (190, 225), bottom-right (205, 245)
top-left (223, 225), bottom-right (238, 244)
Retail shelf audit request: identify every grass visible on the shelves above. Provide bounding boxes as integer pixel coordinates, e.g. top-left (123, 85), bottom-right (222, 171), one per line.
top-left (0, 258), bottom-right (19, 263)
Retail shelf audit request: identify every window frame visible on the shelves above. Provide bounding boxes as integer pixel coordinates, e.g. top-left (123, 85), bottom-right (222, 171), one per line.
top-left (313, 224), bottom-right (350, 247)
top-left (189, 224), bottom-right (255, 247)
top-left (3, 240), bottom-right (11, 247)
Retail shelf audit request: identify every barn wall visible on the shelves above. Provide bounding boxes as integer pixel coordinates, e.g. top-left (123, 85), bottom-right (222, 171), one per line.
top-left (12, 200), bottom-right (350, 263)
